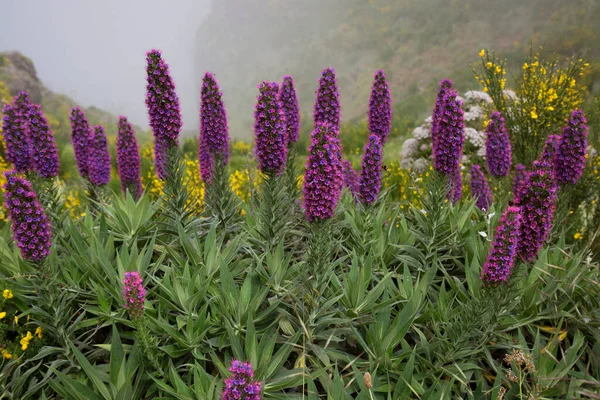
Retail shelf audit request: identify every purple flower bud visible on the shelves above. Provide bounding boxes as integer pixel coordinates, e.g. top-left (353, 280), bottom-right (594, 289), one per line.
top-left (87, 125), bottom-right (111, 186)
top-left (430, 79), bottom-right (454, 155)
top-left (279, 75), bottom-right (300, 144)
top-left (69, 107), bottom-right (92, 178)
top-left (123, 271), bottom-right (145, 320)
top-left (433, 89), bottom-right (465, 177)
top-left (368, 70), bottom-right (392, 144)
top-left (254, 81), bottom-right (287, 176)
top-left (481, 206), bottom-right (522, 283)
top-left (342, 159), bottom-right (359, 197)
top-left (313, 68), bottom-right (341, 133)
top-left (145, 49), bottom-right (182, 179)
top-left (303, 123), bottom-right (343, 222)
top-left (555, 110), bottom-right (588, 185)
top-left (358, 134), bottom-right (383, 205)
top-left (2, 92), bottom-right (32, 172)
top-left (27, 103), bottom-right (59, 178)
top-left (470, 164), bottom-right (492, 211)
top-left (512, 164), bottom-right (527, 204)
top-left (485, 111), bottom-right (511, 177)
top-left (3, 171), bottom-right (52, 262)
top-left (200, 72), bottom-right (229, 162)
top-left (222, 359), bottom-right (263, 400)
top-left (116, 117), bottom-right (142, 199)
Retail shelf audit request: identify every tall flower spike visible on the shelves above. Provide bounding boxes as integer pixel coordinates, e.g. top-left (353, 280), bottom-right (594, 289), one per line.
top-left (430, 79), bottom-right (454, 154)
top-left (303, 122), bottom-right (343, 222)
top-left (116, 116), bottom-right (142, 199)
top-left (200, 72), bottom-right (229, 162)
top-left (145, 49), bottom-right (182, 179)
top-left (358, 134), bottom-right (383, 205)
top-left (222, 359), bottom-right (263, 400)
top-left (368, 70), bottom-right (392, 144)
top-left (433, 89), bottom-right (465, 177)
top-left (517, 161), bottom-right (558, 263)
top-left (87, 125), bottom-right (111, 186)
top-left (2, 92), bottom-right (32, 172)
top-left (313, 67), bottom-right (341, 133)
top-left (470, 164), bottom-right (492, 211)
top-left (122, 272), bottom-right (145, 320)
top-left (27, 103), bottom-right (59, 178)
top-left (555, 110), bottom-right (588, 185)
top-left (537, 134), bottom-right (560, 168)
top-left (3, 171), bottom-right (52, 262)
top-left (481, 206), bottom-right (522, 283)
top-left (279, 75), bottom-right (300, 144)
top-left (512, 164), bottom-right (527, 204)
top-left (254, 81), bottom-right (287, 176)
top-left (198, 136), bottom-right (214, 184)
top-left (69, 107), bottom-right (92, 178)
top-left (485, 111), bottom-right (511, 177)
top-left (342, 159), bottom-right (359, 197)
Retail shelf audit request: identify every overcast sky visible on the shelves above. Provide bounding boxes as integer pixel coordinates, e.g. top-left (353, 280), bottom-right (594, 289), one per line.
top-left (0, 0), bottom-right (210, 129)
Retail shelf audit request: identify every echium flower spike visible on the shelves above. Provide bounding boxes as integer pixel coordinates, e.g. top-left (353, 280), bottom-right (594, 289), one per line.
top-left (200, 72), bottom-right (229, 162)
top-left (27, 103), bottom-right (59, 178)
top-left (485, 111), bottom-right (511, 177)
top-left (313, 67), bottom-right (341, 133)
top-left (512, 164), bottom-right (527, 204)
top-left (430, 79), bottom-right (454, 154)
top-left (198, 137), bottom-right (214, 183)
top-left (555, 109), bottom-right (588, 185)
top-left (517, 160), bottom-right (558, 263)
top-left (254, 81), bottom-right (287, 176)
top-left (537, 134), bottom-right (560, 169)
top-left (368, 70), bottom-right (392, 144)
top-left (122, 272), bottom-right (145, 320)
top-left (433, 89), bottom-right (465, 177)
top-left (470, 164), bottom-right (492, 210)
top-left (279, 75), bottom-right (300, 144)
top-left (3, 171), bottom-right (52, 262)
top-left (87, 125), bottom-right (111, 186)
top-left (222, 359), bottom-right (263, 400)
top-left (342, 160), bottom-right (359, 197)
top-left (2, 92), bottom-right (32, 172)
top-left (481, 206), bottom-right (522, 283)
top-left (69, 107), bottom-right (92, 178)
top-left (448, 168), bottom-right (463, 204)
top-left (116, 116), bottom-right (142, 198)
top-left (358, 134), bottom-right (383, 205)
top-left (303, 122), bottom-right (343, 222)
top-left (145, 49), bottom-right (182, 179)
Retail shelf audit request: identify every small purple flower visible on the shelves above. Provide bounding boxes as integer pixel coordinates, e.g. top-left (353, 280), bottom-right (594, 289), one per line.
top-left (69, 107), bottom-right (92, 178)
top-left (430, 79), bottom-right (454, 155)
top-left (145, 49), bottom-right (182, 179)
top-left (537, 134), bottom-right (560, 168)
top-left (87, 125), bottom-right (111, 186)
top-left (342, 159), bottom-right (359, 197)
top-left (27, 103), bottom-right (60, 178)
top-left (358, 134), bottom-right (383, 205)
top-left (470, 164), bottom-right (492, 211)
top-left (485, 111), bottom-right (511, 177)
top-left (2, 92), bottom-right (32, 173)
top-left (303, 123), bottom-right (343, 222)
top-left (433, 89), bottom-right (465, 177)
top-left (313, 68), bottom-right (341, 133)
top-left (123, 271), bottom-right (145, 320)
top-left (254, 81), bottom-right (287, 176)
top-left (200, 72), bottom-right (229, 162)
top-left (481, 206), bottom-right (522, 283)
top-left (116, 116), bottom-right (142, 199)
top-left (3, 171), bottom-right (52, 262)
top-left (368, 70), bottom-right (392, 144)
top-left (222, 359), bottom-right (263, 400)
top-left (279, 75), bottom-right (300, 144)
top-left (512, 164), bottom-right (527, 204)
top-left (555, 110), bottom-right (588, 185)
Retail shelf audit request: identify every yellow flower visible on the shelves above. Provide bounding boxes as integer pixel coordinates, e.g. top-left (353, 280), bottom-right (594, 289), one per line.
top-left (0, 312), bottom-right (5, 319)
top-left (479, 49), bottom-right (485, 57)
top-left (35, 327), bottom-right (43, 339)
top-left (486, 61), bottom-right (493, 69)
top-left (14, 315), bottom-right (18, 325)
top-left (20, 331), bottom-right (33, 351)
top-left (3, 352), bottom-right (11, 360)
top-left (3, 289), bottom-right (13, 299)
top-left (574, 232), bottom-right (582, 240)
top-left (530, 110), bottom-right (538, 119)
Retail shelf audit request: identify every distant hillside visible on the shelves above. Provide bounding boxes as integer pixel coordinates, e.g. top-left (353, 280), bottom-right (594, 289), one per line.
top-left (193, 0), bottom-right (600, 139)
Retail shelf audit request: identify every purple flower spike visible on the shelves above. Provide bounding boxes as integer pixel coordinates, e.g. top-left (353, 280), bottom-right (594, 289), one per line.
top-left (116, 117), bottom-right (142, 199)
top-left (87, 125), bottom-right (111, 186)
top-left (342, 160), bottom-right (359, 196)
top-left (313, 68), bottom-right (341, 133)
top-left (198, 137), bottom-right (214, 184)
top-left (470, 164), bottom-right (492, 211)
top-left (2, 92), bottom-right (32, 172)
top-left (3, 171), bottom-right (52, 262)
top-left (145, 49), bottom-right (182, 179)
top-left (279, 75), bottom-right (300, 144)
top-left (512, 164), bottom-right (527, 204)
top-left (254, 81), bottom-right (287, 176)
top-left (433, 89), bottom-right (465, 177)
top-left (485, 111), bottom-right (511, 177)
top-left (27, 103), bottom-right (60, 178)
top-left (537, 134), bottom-right (560, 169)
top-left (481, 206), bottom-right (522, 283)
top-left (69, 107), bottom-right (92, 178)
top-left (123, 272), bottom-right (145, 320)
top-left (368, 70), bottom-right (392, 144)
top-left (358, 134), bottom-right (383, 205)
top-left (448, 167), bottom-right (463, 204)
top-left (200, 72), bottom-right (229, 162)
top-left (222, 359), bottom-right (263, 400)
top-left (517, 160), bottom-right (558, 263)
top-left (303, 123), bottom-right (343, 222)
top-left (555, 110), bottom-right (588, 185)
top-left (430, 79), bottom-right (454, 154)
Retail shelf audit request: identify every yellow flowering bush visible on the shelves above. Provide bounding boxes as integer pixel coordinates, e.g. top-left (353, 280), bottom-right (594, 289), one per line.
top-left (0, 289), bottom-right (43, 361)
top-left (383, 162), bottom-right (432, 210)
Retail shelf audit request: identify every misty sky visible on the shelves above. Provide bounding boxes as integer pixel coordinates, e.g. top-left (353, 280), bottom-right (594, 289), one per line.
top-left (0, 0), bottom-right (210, 130)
